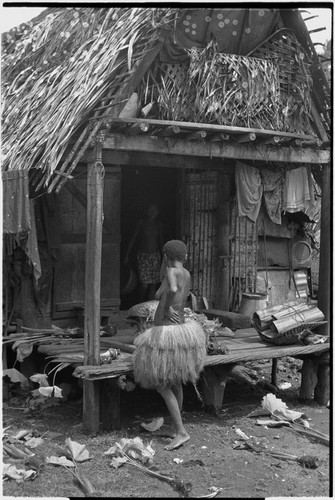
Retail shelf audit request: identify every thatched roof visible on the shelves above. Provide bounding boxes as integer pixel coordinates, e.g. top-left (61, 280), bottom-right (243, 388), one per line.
top-left (2, 8), bottom-right (177, 186)
top-left (1, 7), bottom-right (330, 192)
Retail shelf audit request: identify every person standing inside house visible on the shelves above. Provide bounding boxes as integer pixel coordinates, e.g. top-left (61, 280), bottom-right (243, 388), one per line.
top-left (124, 203), bottom-right (164, 302)
top-left (133, 240), bottom-right (207, 451)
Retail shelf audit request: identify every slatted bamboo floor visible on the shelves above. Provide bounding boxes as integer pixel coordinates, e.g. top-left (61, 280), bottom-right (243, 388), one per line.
top-left (36, 328), bottom-right (329, 382)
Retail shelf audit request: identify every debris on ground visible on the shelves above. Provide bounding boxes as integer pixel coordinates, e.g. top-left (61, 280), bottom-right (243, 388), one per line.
top-left (3, 368), bottom-right (29, 387)
top-left (233, 428), bottom-right (320, 468)
top-left (105, 436), bottom-right (155, 466)
top-left (247, 393), bottom-right (329, 446)
top-left (3, 463), bottom-right (36, 482)
top-left (140, 417), bottom-right (164, 432)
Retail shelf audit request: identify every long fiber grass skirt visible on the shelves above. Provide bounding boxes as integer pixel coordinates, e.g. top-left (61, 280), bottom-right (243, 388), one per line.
top-left (133, 321), bottom-right (206, 389)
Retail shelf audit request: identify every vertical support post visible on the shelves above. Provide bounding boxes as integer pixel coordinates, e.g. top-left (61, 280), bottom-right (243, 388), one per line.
top-left (317, 162), bottom-right (330, 337)
top-left (83, 139), bottom-right (104, 433)
top-left (299, 357), bottom-right (319, 401)
top-left (217, 172), bottom-right (231, 309)
top-left (200, 366), bottom-right (228, 414)
top-left (101, 379), bottom-right (121, 430)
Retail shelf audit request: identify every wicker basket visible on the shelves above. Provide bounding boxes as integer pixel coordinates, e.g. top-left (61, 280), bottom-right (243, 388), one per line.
top-left (257, 321), bottom-right (327, 346)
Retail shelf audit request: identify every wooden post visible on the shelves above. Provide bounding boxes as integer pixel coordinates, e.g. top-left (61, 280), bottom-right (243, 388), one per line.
top-left (217, 172), bottom-right (231, 309)
top-left (200, 366), bottom-right (228, 414)
top-left (317, 162), bottom-right (330, 337)
top-left (83, 140), bottom-right (104, 433)
top-left (101, 379), bottom-right (121, 430)
top-left (299, 357), bottom-right (319, 401)
top-left (314, 352), bottom-right (330, 406)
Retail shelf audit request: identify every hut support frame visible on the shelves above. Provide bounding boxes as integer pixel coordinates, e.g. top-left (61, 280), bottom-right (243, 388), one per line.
top-left (83, 141), bottom-right (104, 432)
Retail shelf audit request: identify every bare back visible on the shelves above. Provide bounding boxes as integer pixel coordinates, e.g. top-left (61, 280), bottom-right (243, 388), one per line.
top-left (154, 266), bottom-right (190, 326)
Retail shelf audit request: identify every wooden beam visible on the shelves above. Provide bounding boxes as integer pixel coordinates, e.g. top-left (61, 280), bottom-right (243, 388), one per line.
top-left (295, 138), bottom-right (322, 147)
top-left (238, 132), bottom-right (256, 143)
top-left (210, 133), bottom-right (230, 142)
top-left (107, 117), bottom-right (318, 141)
top-left (104, 133), bottom-right (330, 164)
top-left (126, 122), bottom-right (150, 136)
top-left (83, 149), bottom-right (235, 171)
top-left (261, 136), bottom-right (283, 145)
top-left (161, 125), bottom-right (181, 137)
top-left (186, 130), bottom-right (207, 141)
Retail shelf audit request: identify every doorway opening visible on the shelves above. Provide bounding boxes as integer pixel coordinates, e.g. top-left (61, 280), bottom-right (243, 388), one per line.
top-left (120, 165), bottom-right (178, 309)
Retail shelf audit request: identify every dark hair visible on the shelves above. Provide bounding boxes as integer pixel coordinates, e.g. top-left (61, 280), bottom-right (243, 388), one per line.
top-left (163, 240), bottom-right (187, 262)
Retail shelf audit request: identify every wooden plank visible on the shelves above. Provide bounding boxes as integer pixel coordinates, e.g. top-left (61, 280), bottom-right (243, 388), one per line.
top-left (104, 133), bottom-right (330, 165)
top-left (107, 117), bottom-right (318, 141)
top-left (64, 182), bottom-right (114, 233)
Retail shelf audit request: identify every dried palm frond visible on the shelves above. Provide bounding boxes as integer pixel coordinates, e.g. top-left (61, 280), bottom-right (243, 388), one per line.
top-left (2, 7), bottom-right (178, 188)
top-left (138, 39), bottom-right (315, 134)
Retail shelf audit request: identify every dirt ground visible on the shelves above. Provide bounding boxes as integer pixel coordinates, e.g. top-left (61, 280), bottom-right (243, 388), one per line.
top-left (3, 357), bottom-right (331, 498)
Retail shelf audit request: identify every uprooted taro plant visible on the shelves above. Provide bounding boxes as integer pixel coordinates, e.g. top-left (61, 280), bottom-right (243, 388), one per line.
top-left (3, 368), bottom-right (65, 410)
top-left (231, 393), bottom-right (329, 469)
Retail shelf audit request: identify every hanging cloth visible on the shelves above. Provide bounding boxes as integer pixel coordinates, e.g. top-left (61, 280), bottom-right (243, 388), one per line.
top-left (235, 161), bottom-right (263, 222)
top-left (261, 167), bottom-right (284, 225)
top-left (283, 166), bottom-right (315, 214)
top-left (2, 169), bottom-right (31, 233)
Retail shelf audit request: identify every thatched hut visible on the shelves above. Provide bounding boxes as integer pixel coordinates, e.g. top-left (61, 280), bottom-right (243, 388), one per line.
top-left (2, 7), bottom-right (331, 429)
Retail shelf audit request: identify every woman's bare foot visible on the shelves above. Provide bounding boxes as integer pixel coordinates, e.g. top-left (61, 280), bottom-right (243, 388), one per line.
top-left (164, 432), bottom-right (190, 451)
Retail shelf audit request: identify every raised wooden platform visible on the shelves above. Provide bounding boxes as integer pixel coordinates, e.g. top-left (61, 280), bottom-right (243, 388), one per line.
top-left (36, 327), bottom-right (329, 431)
top-left (68, 329), bottom-right (328, 381)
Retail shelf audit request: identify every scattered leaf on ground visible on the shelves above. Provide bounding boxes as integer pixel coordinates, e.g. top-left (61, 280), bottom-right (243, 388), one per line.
top-left (38, 386), bottom-right (63, 398)
top-left (46, 455), bottom-right (75, 467)
top-left (3, 368), bottom-right (29, 387)
top-left (140, 417), bottom-right (164, 432)
top-left (111, 456), bottom-right (128, 468)
top-left (65, 438), bottom-right (91, 462)
top-left (30, 373), bottom-right (50, 387)
top-left (3, 464), bottom-right (36, 481)
top-left (25, 437), bottom-right (44, 448)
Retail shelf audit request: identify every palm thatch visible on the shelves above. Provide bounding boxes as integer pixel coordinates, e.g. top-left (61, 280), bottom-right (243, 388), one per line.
top-left (1, 7), bottom-right (327, 192)
top-left (139, 34), bottom-right (315, 133)
top-left (2, 7), bottom-right (178, 188)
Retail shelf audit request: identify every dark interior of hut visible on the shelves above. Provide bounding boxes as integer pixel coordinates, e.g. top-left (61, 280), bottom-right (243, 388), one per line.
top-left (120, 165), bottom-right (178, 309)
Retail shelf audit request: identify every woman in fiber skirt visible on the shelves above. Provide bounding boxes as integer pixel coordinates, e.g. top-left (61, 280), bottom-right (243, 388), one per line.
top-left (133, 240), bottom-right (207, 451)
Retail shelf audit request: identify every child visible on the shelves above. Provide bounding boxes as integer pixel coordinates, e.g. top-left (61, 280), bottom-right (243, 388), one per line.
top-left (133, 240), bottom-right (206, 450)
